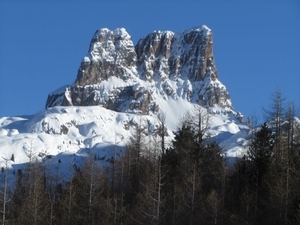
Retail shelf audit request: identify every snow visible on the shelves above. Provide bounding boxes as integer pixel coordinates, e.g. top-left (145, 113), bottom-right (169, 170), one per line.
top-left (92, 28), bottom-right (131, 41)
top-left (83, 56), bottom-right (90, 63)
top-left (113, 28), bottom-right (131, 39)
top-left (48, 85), bottom-right (70, 96)
top-left (0, 101), bottom-right (250, 171)
top-left (0, 91), bottom-right (253, 186)
top-left (88, 27), bottom-right (135, 63)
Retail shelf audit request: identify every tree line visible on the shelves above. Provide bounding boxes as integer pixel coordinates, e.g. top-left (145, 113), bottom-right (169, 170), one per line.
top-left (1, 89), bottom-right (300, 225)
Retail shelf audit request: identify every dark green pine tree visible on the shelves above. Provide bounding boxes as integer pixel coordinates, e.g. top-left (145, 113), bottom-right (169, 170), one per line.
top-left (247, 122), bottom-right (275, 224)
top-left (200, 141), bottom-right (224, 193)
top-left (248, 122), bottom-right (274, 179)
top-left (161, 122), bottom-right (200, 225)
top-left (172, 122), bottom-right (198, 157)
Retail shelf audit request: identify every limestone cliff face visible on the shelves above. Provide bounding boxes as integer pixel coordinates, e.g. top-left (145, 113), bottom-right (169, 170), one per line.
top-left (136, 27), bottom-right (217, 82)
top-left (46, 25), bottom-right (232, 114)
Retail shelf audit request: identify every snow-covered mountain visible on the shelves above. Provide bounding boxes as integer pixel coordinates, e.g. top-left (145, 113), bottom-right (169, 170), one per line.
top-left (46, 26), bottom-right (232, 113)
top-left (0, 25), bottom-right (251, 177)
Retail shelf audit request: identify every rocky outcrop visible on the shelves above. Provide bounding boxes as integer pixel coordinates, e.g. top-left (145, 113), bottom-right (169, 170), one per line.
top-left (45, 25), bottom-right (232, 114)
top-left (76, 28), bottom-right (138, 86)
top-left (135, 26), bottom-right (217, 82)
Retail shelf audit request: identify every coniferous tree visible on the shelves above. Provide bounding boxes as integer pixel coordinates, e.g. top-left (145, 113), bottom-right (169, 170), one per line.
top-left (226, 156), bottom-right (251, 224)
top-left (9, 169), bottom-right (25, 223)
top-left (161, 122), bottom-right (198, 225)
top-left (263, 87), bottom-right (285, 162)
top-left (123, 118), bottom-right (145, 206)
top-left (248, 123), bottom-right (274, 179)
top-left (162, 118), bottom-right (226, 225)
top-left (247, 122), bottom-right (274, 224)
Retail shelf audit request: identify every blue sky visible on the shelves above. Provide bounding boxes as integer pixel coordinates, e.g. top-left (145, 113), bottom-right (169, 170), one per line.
top-left (0, 0), bottom-right (299, 122)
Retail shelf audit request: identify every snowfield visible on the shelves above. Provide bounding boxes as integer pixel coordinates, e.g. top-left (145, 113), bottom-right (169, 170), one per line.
top-left (0, 102), bottom-right (251, 183)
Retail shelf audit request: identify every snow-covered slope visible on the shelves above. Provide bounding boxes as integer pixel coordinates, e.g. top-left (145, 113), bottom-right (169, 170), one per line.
top-left (0, 103), bottom-right (250, 174)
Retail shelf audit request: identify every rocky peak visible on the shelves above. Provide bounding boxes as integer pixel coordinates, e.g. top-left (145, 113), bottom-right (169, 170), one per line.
top-left (45, 25), bottom-right (232, 114)
top-left (181, 26), bottom-right (217, 81)
top-left (76, 28), bottom-right (138, 86)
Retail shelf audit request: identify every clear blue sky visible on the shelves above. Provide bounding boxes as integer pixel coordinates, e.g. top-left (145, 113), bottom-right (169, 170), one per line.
top-left (1, 0), bottom-right (299, 122)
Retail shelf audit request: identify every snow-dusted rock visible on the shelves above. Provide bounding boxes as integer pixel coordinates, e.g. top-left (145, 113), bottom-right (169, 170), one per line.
top-left (45, 25), bottom-right (232, 114)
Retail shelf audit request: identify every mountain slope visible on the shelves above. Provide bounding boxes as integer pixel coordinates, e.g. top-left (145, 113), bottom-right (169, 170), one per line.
top-left (0, 104), bottom-right (249, 172)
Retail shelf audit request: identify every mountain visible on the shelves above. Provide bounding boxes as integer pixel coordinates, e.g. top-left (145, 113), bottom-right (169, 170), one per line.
top-left (45, 26), bottom-right (232, 114)
top-left (0, 25), bottom-right (250, 178)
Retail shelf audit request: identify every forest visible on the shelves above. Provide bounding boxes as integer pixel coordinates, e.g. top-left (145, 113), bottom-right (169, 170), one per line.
top-left (1, 89), bottom-right (300, 225)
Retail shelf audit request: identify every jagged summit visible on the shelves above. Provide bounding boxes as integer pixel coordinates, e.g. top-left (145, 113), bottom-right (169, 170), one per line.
top-left (76, 27), bottom-right (137, 86)
top-left (46, 25), bottom-right (232, 114)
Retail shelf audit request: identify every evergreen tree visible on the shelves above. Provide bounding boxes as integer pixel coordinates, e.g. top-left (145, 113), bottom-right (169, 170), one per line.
top-left (247, 123), bottom-right (274, 179)
top-left (162, 119), bottom-right (226, 225)
top-left (263, 87), bottom-right (285, 162)
top-left (247, 123), bottom-right (274, 224)
top-left (161, 122), bottom-right (199, 225)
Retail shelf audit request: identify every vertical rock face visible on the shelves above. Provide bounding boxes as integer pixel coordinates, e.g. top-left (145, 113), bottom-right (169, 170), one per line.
top-left (45, 25), bottom-right (232, 114)
top-left (136, 26), bottom-right (217, 82)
